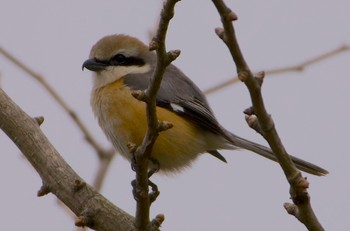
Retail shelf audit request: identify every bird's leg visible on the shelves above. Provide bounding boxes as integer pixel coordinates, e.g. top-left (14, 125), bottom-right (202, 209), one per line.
top-left (131, 179), bottom-right (139, 201)
top-left (130, 153), bottom-right (160, 176)
top-left (127, 142), bottom-right (138, 172)
top-left (130, 178), bottom-right (159, 203)
top-left (147, 157), bottom-right (160, 203)
top-left (130, 154), bottom-right (160, 203)
top-left (131, 152), bottom-right (137, 172)
top-left (147, 157), bottom-right (160, 178)
top-left (148, 179), bottom-right (160, 203)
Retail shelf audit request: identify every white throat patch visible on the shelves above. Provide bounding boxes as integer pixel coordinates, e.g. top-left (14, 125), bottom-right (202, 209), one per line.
top-left (92, 64), bottom-right (151, 89)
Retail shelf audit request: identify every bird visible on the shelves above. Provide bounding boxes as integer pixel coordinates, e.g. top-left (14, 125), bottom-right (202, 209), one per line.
top-left (82, 34), bottom-right (328, 176)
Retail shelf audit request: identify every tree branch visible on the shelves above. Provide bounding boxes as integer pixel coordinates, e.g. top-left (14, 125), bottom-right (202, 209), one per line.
top-left (204, 44), bottom-right (350, 95)
top-left (132, 1), bottom-right (180, 230)
top-left (212, 0), bottom-right (325, 230)
top-left (0, 46), bottom-right (116, 193)
top-left (0, 46), bottom-right (115, 159)
top-left (0, 89), bottom-right (137, 231)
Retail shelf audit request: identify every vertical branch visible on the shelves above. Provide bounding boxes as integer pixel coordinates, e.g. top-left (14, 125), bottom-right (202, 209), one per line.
top-left (133, 0), bottom-right (180, 230)
top-left (212, 0), bottom-right (325, 230)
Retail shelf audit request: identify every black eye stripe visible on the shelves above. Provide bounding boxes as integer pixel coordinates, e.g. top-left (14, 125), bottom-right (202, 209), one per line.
top-left (112, 54), bottom-right (127, 64)
top-left (109, 54), bottom-right (145, 66)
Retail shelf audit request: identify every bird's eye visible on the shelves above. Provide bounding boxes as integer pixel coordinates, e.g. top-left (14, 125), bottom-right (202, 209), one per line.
top-left (111, 54), bottom-right (127, 65)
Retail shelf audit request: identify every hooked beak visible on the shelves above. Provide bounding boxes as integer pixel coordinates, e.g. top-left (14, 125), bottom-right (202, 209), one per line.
top-left (82, 58), bottom-right (109, 72)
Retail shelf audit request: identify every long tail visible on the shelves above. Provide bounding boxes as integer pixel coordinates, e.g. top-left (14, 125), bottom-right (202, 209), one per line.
top-left (225, 132), bottom-right (328, 176)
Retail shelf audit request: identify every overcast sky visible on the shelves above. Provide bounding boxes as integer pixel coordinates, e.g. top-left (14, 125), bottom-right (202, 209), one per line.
top-left (1, 0), bottom-right (350, 230)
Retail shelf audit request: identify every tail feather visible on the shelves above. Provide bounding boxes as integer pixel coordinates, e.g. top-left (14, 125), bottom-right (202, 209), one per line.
top-left (226, 133), bottom-right (328, 176)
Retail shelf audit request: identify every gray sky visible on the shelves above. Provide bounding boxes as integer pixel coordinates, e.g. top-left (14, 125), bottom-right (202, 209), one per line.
top-left (1, 0), bottom-right (349, 230)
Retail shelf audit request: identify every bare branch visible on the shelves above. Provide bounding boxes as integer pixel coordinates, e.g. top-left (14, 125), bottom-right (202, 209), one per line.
top-left (212, 0), bottom-right (325, 230)
top-left (0, 89), bottom-right (135, 231)
top-left (0, 46), bottom-right (116, 196)
top-left (267, 44), bottom-right (350, 75)
top-left (0, 46), bottom-right (114, 160)
top-left (92, 154), bottom-right (114, 191)
top-left (132, 1), bottom-right (180, 230)
top-left (204, 44), bottom-right (350, 95)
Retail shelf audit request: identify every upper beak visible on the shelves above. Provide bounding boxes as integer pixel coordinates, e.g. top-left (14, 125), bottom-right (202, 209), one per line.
top-left (82, 58), bottom-right (108, 72)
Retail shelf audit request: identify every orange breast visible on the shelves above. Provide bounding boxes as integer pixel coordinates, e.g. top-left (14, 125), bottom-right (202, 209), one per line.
top-left (91, 78), bottom-right (211, 173)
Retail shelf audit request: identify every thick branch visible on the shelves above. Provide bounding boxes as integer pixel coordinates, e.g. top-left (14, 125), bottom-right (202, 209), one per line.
top-left (212, 0), bottom-right (325, 230)
top-left (0, 89), bottom-right (135, 231)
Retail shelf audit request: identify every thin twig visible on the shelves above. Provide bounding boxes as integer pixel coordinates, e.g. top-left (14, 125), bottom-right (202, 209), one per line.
top-left (0, 46), bottom-right (114, 160)
top-left (133, 1), bottom-right (180, 230)
top-left (204, 45), bottom-right (350, 95)
top-left (0, 46), bottom-right (116, 189)
top-left (212, 0), bottom-right (325, 230)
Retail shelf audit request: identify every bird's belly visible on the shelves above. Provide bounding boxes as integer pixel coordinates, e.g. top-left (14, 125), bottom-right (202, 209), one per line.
top-left (92, 79), bottom-right (209, 173)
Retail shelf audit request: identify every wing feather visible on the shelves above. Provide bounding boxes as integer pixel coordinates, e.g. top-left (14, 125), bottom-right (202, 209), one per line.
top-left (124, 64), bottom-right (223, 135)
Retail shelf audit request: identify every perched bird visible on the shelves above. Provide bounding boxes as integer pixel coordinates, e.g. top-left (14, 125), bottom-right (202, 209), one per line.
top-left (83, 34), bottom-right (328, 176)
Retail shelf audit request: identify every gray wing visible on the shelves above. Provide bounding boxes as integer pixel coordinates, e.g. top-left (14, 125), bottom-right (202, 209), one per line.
top-left (124, 64), bottom-right (224, 135)
top-left (124, 64), bottom-right (329, 175)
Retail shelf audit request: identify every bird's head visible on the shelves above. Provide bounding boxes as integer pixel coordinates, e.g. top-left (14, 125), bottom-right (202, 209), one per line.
top-left (82, 34), bottom-right (154, 89)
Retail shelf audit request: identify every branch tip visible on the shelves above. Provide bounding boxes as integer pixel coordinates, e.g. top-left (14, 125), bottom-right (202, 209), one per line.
top-left (238, 71), bottom-right (249, 82)
top-left (243, 107), bottom-right (254, 116)
top-left (127, 142), bottom-right (137, 154)
top-left (151, 213), bottom-right (165, 228)
top-left (131, 90), bottom-right (147, 102)
top-left (167, 49), bottom-right (181, 62)
top-left (215, 27), bottom-right (225, 40)
top-left (34, 116), bottom-right (44, 126)
top-left (75, 215), bottom-right (93, 228)
top-left (254, 71), bottom-right (265, 86)
top-left (149, 39), bottom-right (158, 51)
top-left (245, 114), bottom-right (264, 135)
top-left (288, 172), bottom-right (306, 188)
top-left (157, 120), bottom-right (173, 132)
top-left (299, 177), bottom-right (310, 189)
top-left (227, 11), bottom-right (238, 21)
top-left (73, 179), bottom-right (86, 192)
top-left (245, 114), bottom-right (258, 126)
top-left (289, 174), bottom-right (310, 205)
top-left (37, 184), bottom-right (51, 197)
top-left (284, 202), bottom-right (299, 216)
